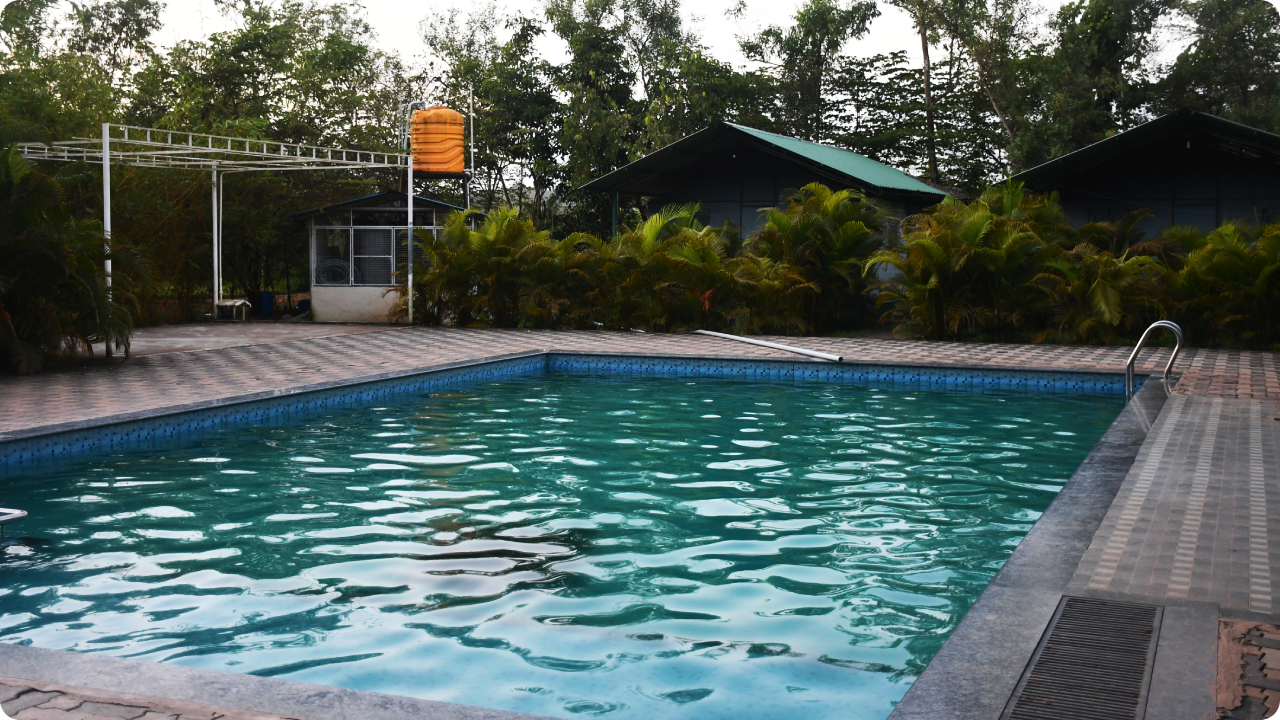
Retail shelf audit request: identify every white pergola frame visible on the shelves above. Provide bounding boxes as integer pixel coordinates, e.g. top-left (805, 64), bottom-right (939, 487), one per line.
top-left (18, 123), bottom-right (426, 353)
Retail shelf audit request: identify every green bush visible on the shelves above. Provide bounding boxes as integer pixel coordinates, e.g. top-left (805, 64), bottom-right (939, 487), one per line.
top-left (400, 181), bottom-right (1280, 351)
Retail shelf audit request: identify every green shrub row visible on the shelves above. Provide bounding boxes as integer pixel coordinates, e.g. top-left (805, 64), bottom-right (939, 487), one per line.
top-left (403, 182), bottom-right (1280, 350)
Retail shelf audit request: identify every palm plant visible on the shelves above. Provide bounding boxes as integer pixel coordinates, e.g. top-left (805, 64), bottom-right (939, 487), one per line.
top-left (865, 196), bottom-right (995, 340)
top-left (750, 183), bottom-right (888, 333)
top-left (515, 232), bottom-right (597, 329)
top-left (1177, 222), bottom-right (1280, 348)
top-left (587, 204), bottom-right (705, 331)
top-left (0, 128), bottom-right (147, 373)
top-left (865, 182), bottom-right (1067, 341)
top-left (1030, 243), bottom-right (1163, 344)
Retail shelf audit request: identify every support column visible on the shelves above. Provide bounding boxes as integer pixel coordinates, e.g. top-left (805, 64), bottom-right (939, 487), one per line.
top-left (407, 159), bottom-right (414, 325)
top-left (211, 169), bottom-right (220, 318)
top-left (102, 123), bottom-right (113, 358)
top-left (611, 190), bottom-right (619, 238)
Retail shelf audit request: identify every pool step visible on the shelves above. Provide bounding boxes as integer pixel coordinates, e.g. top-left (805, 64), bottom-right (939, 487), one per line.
top-left (1002, 596), bottom-right (1163, 720)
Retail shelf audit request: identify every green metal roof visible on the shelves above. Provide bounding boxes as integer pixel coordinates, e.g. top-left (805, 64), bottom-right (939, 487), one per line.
top-left (724, 123), bottom-right (944, 196)
top-left (578, 122), bottom-right (946, 200)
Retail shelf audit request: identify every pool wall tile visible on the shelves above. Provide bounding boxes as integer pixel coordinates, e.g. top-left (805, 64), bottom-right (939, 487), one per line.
top-left (550, 353), bottom-right (1135, 394)
top-left (0, 352), bottom-right (1138, 472)
top-left (0, 355), bottom-right (547, 472)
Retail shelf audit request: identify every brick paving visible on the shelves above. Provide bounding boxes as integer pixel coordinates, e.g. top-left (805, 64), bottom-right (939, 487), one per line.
top-left (2, 325), bottom-right (1277, 439)
top-left (1070, 395), bottom-right (1280, 615)
top-left (0, 676), bottom-right (299, 720)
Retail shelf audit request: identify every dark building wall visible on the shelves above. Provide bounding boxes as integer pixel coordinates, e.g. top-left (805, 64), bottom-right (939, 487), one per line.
top-left (1047, 129), bottom-right (1280, 235)
top-left (643, 144), bottom-right (938, 232)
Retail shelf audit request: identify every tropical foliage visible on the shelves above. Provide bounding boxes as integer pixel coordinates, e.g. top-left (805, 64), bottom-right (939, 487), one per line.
top-left (0, 127), bottom-right (147, 373)
top-left (395, 181), bottom-right (1280, 352)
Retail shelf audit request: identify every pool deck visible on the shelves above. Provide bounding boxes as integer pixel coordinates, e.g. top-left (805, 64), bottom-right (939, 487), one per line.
top-left (4, 323), bottom-right (1280, 720)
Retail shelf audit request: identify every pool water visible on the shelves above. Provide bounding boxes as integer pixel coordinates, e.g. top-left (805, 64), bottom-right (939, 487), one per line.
top-left (0, 375), bottom-right (1123, 720)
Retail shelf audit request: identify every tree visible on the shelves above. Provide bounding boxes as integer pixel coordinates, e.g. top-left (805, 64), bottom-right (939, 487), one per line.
top-left (1016, 0), bottom-right (1172, 169)
top-left (1154, 0), bottom-right (1280, 133)
top-left (739, 0), bottom-right (879, 142)
top-left (0, 0), bottom-right (58, 60)
top-left (887, 0), bottom-right (942, 183)
top-left (64, 0), bottom-right (163, 87)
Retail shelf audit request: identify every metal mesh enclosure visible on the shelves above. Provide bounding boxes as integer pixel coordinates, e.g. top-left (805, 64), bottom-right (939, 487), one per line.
top-left (396, 228), bottom-right (434, 284)
top-left (313, 207), bottom-right (450, 287)
top-left (314, 228), bottom-right (350, 285)
top-left (353, 228), bottom-right (394, 285)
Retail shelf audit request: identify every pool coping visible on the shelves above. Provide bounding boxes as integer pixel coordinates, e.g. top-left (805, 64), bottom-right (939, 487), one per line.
top-left (0, 349), bottom-right (1146, 471)
top-left (0, 643), bottom-right (555, 720)
top-left (0, 350), bottom-right (1158, 720)
top-left (885, 375), bottom-right (1171, 720)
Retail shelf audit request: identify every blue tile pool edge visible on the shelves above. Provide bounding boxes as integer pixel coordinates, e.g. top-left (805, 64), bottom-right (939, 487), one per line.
top-left (0, 351), bottom-right (1145, 471)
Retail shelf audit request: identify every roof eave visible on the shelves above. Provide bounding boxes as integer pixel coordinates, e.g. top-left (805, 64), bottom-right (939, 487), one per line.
top-left (579, 122), bottom-right (946, 199)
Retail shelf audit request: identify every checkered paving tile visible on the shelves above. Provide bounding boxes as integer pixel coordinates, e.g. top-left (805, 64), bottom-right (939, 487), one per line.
top-left (3, 327), bottom-right (1274, 438)
top-left (1069, 396), bottom-right (1280, 615)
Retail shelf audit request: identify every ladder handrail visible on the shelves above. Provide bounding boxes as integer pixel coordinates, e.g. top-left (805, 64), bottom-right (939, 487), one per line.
top-left (1126, 321), bottom-right (1183, 398)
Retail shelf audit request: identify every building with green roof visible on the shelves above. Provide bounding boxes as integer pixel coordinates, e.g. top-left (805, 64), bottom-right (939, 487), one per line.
top-left (579, 122), bottom-right (947, 235)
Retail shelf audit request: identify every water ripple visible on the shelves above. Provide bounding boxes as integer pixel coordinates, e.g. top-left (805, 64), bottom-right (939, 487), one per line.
top-left (0, 376), bottom-right (1121, 720)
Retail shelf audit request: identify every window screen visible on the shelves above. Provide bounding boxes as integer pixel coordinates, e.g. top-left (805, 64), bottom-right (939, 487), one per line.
top-left (314, 228), bottom-right (350, 285)
top-left (354, 228), bottom-right (394, 285)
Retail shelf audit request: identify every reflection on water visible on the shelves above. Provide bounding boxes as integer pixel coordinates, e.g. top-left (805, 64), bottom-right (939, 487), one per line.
top-left (0, 376), bottom-right (1122, 719)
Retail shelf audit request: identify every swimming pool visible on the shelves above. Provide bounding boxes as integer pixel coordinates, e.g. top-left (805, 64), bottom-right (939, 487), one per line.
top-left (0, 372), bottom-right (1123, 719)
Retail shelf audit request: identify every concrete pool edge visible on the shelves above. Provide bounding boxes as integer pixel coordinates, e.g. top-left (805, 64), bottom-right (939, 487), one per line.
top-left (0, 643), bottom-right (555, 720)
top-left (886, 377), bottom-right (1172, 720)
top-left (0, 350), bottom-right (1142, 470)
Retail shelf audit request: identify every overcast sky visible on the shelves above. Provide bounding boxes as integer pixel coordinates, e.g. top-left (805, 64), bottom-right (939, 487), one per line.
top-left (17, 0), bottom-right (1239, 75)
top-left (149, 0), bottom-right (1062, 70)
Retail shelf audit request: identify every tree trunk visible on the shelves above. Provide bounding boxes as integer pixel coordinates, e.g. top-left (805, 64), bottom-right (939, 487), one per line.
top-left (919, 10), bottom-right (939, 184)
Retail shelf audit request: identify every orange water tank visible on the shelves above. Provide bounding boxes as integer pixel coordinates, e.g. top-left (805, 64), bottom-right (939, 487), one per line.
top-left (411, 107), bottom-right (465, 173)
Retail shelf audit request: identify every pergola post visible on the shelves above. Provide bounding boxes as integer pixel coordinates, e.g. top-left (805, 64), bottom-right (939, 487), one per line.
top-left (102, 123), bottom-right (113, 358)
top-left (211, 169), bottom-right (219, 317)
top-left (407, 158), bottom-right (414, 325)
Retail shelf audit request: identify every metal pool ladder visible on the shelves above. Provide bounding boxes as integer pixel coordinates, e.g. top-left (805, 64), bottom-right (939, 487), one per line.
top-left (1125, 321), bottom-right (1183, 399)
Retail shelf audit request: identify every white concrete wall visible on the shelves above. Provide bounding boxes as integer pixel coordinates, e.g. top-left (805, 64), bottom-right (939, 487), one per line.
top-left (312, 286), bottom-right (400, 324)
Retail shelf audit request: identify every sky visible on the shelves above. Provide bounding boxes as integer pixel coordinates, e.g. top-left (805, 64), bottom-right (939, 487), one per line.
top-left (20, 0), bottom-right (1241, 75)
top-left (147, 0), bottom-right (1055, 70)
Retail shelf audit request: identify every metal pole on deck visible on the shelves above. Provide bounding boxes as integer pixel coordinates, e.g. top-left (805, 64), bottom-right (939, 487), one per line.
top-left (408, 156), bottom-right (414, 326)
top-left (218, 171), bottom-right (225, 306)
top-left (211, 170), bottom-right (219, 317)
top-left (102, 123), bottom-right (113, 358)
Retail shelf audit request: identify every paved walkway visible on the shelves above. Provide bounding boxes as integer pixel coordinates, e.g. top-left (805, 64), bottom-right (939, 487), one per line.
top-left (2, 324), bottom-right (1276, 439)
top-left (5, 323), bottom-right (1280, 719)
top-left (1070, 396), bottom-right (1280, 616)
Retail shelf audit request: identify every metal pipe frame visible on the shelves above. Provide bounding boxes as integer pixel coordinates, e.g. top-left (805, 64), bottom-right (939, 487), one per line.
top-left (1125, 320), bottom-right (1184, 398)
top-left (26, 123), bottom-right (414, 330)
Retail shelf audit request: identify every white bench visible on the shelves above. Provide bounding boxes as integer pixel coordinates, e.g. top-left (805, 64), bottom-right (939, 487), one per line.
top-left (216, 299), bottom-right (252, 321)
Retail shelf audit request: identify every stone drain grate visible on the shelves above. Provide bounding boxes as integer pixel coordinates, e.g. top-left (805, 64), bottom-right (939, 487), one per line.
top-left (1002, 596), bottom-right (1163, 720)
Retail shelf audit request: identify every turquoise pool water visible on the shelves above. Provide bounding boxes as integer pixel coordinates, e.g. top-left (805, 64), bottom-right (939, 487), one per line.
top-left (0, 374), bottom-right (1123, 719)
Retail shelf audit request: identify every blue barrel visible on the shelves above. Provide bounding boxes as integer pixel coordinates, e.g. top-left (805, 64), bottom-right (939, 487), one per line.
top-left (261, 291), bottom-right (274, 318)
